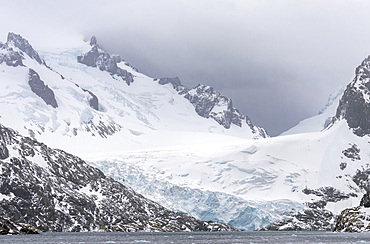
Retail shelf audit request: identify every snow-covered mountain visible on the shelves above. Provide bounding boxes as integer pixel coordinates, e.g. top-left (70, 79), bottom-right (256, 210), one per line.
top-left (0, 32), bottom-right (267, 231)
top-left (0, 33), bottom-right (266, 158)
top-left (3, 31), bottom-right (370, 232)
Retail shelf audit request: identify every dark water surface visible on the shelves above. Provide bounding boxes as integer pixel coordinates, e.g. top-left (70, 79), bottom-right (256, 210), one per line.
top-left (1, 231), bottom-right (370, 244)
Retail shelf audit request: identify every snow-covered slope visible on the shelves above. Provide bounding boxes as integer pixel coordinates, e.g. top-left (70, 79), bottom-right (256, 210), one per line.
top-left (0, 33), bottom-right (266, 158)
top-left (281, 86), bottom-right (344, 136)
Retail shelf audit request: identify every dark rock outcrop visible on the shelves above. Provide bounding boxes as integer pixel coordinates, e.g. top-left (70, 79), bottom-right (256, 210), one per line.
top-left (334, 207), bottom-right (370, 232)
top-left (352, 167), bottom-right (370, 192)
top-left (334, 166), bottom-right (370, 232)
top-left (0, 142), bottom-right (8, 160)
top-left (28, 69), bottom-right (58, 108)
top-left (90, 35), bottom-right (97, 46)
top-left (342, 144), bottom-right (361, 161)
top-left (0, 123), bottom-right (238, 232)
top-left (0, 217), bottom-right (39, 235)
top-left (0, 48), bottom-right (24, 67)
top-left (265, 186), bottom-right (359, 231)
top-left (262, 207), bottom-right (335, 231)
top-left (85, 120), bottom-right (121, 138)
top-left (158, 77), bottom-right (184, 90)
top-left (360, 192), bottom-right (370, 208)
top-left (87, 91), bottom-right (99, 111)
top-left (157, 77), bottom-right (268, 138)
top-left (302, 186), bottom-right (356, 203)
top-left (81, 88), bottom-right (99, 111)
top-left (78, 37), bottom-right (134, 85)
top-left (335, 55), bottom-right (370, 136)
top-left (0, 33), bottom-right (46, 67)
top-left (6, 32), bottom-right (44, 65)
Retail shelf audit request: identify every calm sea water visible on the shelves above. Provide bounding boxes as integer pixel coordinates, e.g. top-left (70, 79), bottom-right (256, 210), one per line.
top-left (1, 231), bottom-right (370, 244)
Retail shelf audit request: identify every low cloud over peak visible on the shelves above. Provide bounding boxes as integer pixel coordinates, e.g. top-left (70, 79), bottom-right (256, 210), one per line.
top-left (1, 0), bottom-right (369, 135)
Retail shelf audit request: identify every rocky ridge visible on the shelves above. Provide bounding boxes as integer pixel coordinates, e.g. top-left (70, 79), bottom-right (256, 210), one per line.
top-left (0, 123), bottom-right (237, 232)
top-left (77, 36), bottom-right (134, 85)
top-left (77, 38), bottom-right (267, 138)
top-left (335, 55), bottom-right (370, 136)
top-left (157, 77), bottom-right (267, 138)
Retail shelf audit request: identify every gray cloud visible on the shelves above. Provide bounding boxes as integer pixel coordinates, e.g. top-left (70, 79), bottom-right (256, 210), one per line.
top-left (1, 0), bottom-right (369, 135)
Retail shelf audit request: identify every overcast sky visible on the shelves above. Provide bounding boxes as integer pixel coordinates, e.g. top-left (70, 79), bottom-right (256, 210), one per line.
top-left (1, 0), bottom-right (370, 135)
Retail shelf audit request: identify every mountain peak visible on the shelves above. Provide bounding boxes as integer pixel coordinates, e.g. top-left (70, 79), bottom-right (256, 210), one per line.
top-left (335, 55), bottom-right (370, 136)
top-left (90, 36), bottom-right (98, 46)
top-left (6, 32), bottom-right (44, 65)
top-left (77, 37), bottom-right (134, 85)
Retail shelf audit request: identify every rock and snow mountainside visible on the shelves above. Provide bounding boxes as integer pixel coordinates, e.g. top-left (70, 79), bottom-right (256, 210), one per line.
top-left (0, 32), bottom-right (265, 231)
top-left (0, 123), bottom-right (237, 232)
top-left (91, 54), bottom-right (370, 231)
top-left (269, 54), bottom-right (370, 232)
top-left (157, 77), bottom-right (266, 137)
top-left (332, 55), bottom-right (370, 232)
top-left (5, 32), bottom-right (370, 232)
top-left (0, 33), bottom-right (266, 158)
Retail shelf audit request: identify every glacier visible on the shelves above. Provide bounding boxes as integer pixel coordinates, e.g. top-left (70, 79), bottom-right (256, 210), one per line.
top-left (91, 158), bottom-right (303, 231)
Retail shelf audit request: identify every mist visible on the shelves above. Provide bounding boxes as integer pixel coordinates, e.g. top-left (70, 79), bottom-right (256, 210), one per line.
top-left (1, 0), bottom-right (370, 135)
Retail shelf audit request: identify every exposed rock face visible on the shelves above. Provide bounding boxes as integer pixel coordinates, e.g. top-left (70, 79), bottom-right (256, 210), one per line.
top-left (84, 120), bottom-right (121, 138)
top-left (78, 37), bottom-right (134, 85)
top-left (90, 35), bottom-right (97, 46)
top-left (81, 87), bottom-right (99, 111)
top-left (352, 167), bottom-right (370, 192)
top-left (157, 77), bottom-right (268, 138)
top-left (158, 77), bottom-right (184, 91)
top-left (360, 193), bottom-right (370, 208)
top-left (0, 33), bottom-right (46, 67)
top-left (265, 186), bottom-right (359, 231)
top-left (0, 124), bottom-right (237, 232)
top-left (334, 207), bottom-right (370, 232)
top-left (302, 186), bottom-right (357, 203)
top-left (0, 142), bottom-right (8, 160)
top-left (0, 217), bottom-right (39, 235)
top-left (334, 166), bottom-right (370, 232)
top-left (0, 48), bottom-right (23, 67)
top-left (262, 207), bottom-right (335, 231)
top-left (342, 144), bottom-right (361, 161)
top-left (335, 55), bottom-right (370, 136)
top-left (28, 69), bottom-right (58, 108)
top-left (6, 32), bottom-right (43, 65)
top-left (87, 91), bottom-right (99, 111)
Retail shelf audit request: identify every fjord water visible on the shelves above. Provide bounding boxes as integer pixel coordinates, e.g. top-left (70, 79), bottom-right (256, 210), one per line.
top-left (1, 232), bottom-right (370, 244)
